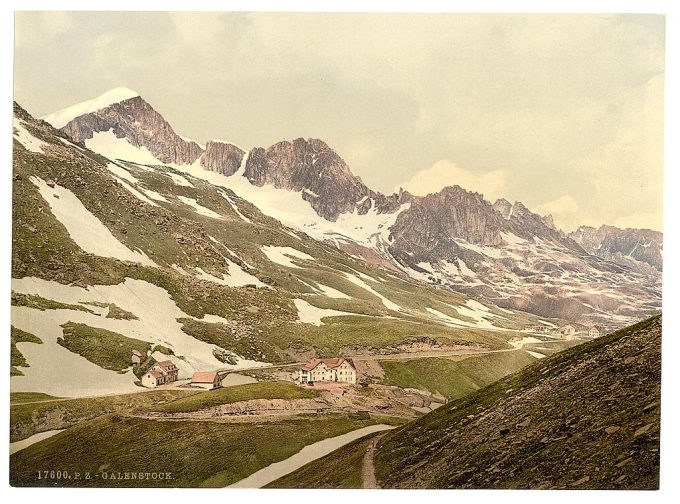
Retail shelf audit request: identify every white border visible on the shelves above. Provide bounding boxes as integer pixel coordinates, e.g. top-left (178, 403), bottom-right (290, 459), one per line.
top-left (1, 2), bottom-right (678, 503)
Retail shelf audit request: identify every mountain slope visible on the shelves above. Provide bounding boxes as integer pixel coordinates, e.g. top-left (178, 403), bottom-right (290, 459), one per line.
top-left (14, 101), bottom-right (552, 398)
top-left (40, 88), bottom-right (662, 327)
top-left (569, 225), bottom-right (663, 275)
top-left (371, 315), bottom-right (661, 489)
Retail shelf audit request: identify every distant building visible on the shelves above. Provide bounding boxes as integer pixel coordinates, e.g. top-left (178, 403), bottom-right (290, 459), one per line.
top-left (141, 360), bottom-right (179, 388)
top-left (191, 371), bottom-right (221, 390)
top-left (559, 324), bottom-right (577, 339)
top-left (298, 358), bottom-right (357, 384)
top-left (589, 325), bottom-right (604, 338)
top-left (131, 350), bottom-right (143, 365)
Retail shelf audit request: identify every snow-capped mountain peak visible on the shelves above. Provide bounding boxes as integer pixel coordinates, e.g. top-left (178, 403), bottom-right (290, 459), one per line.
top-left (41, 87), bottom-right (140, 129)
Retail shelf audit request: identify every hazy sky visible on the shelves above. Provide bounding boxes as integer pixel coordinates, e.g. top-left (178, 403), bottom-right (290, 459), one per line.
top-left (14, 12), bottom-right (665, 232)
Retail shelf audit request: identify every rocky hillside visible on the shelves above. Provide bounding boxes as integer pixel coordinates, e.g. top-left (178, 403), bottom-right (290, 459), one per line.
top-left (372, 315), bottom-right (661, 489)
top-left (40, 88), bottom-right (662, 327)
top-left (387, 190), bottom-right (661, 326)
top-left (569, 225), bottom-right (663, 275)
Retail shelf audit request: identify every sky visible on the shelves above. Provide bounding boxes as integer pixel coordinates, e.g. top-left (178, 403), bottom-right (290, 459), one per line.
top-left (13, 12), bottom-right (665, 232)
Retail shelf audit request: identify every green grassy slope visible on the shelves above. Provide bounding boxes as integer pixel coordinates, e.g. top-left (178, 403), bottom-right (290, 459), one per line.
top-left (10, 390), bottom-right (196, 442)
top-left (155, 381), bottom-right (319, 413)
top-left (11, 326), bottom-right (42, 376)
top-left (57, 322), bottom-right (151, 372)
top-left (10, 392), bottom-right (61, 404)
top-left (380, 350), bottom-right (538, 399)
top-left (10, 414), bottom-right (399, 487)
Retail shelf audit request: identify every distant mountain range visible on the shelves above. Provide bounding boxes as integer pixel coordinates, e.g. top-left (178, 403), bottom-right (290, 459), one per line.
top-left (39, 87), bottom-right (661, 326)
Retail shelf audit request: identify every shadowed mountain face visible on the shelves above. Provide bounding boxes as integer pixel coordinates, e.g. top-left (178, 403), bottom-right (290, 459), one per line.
top-left (45, 90), bottom-right (662, 326)
top-left (373, 315), bottom-right (661, 489)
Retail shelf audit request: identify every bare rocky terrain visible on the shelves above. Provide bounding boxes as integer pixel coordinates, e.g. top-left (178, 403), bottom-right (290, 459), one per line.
top-left (569, 224), bottom-right (663, 274)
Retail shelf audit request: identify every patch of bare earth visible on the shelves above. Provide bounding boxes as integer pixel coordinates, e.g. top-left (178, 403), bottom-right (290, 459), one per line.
top-left (138, 383), bottom-right (445, 423)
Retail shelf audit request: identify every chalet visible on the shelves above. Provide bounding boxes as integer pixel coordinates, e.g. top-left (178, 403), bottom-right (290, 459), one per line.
top-left (589, 325), bottom-right (604, 338)
top-left (298, 358), bottom-right (357, 384)
top-left (191, 371), bottom-right (221, 390)
top-left (141, 360), bottom-right (179, 388)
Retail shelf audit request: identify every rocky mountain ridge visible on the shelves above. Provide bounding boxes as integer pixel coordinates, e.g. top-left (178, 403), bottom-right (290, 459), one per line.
top-left (569, 225), bottom-right (662, 275)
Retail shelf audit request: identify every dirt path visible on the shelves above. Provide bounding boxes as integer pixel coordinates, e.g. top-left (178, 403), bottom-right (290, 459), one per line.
top-left (362, 433), bottom-right (386, 489)
top-left (228, 424), bottom-right (394, 488)
top-left (351, 347), bottom-right (518, 361)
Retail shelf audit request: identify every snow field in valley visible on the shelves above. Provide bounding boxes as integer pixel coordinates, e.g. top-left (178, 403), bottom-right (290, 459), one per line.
top-left (11, 277), bottom-right (269, 398)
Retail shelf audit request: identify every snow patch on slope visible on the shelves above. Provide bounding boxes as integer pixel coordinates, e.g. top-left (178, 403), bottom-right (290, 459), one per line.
top-left (293, 299), bottom-right (355, 326)
top-left (262, 246), bottom-right (315, 269)
top-left (85, 130), bottom-right (162, 165)
top-left (220, 192), bottom-right (252, 223)
top-left (13, 120), bottom-right (48, 153)
top-left (434, 300), bottom-right (508, 330)
top-left (30, 176), bottom-right (155, 266)
top-left (140, 187), bottom-right (169, 202)
top-left (343, 272), bottom-right (402, 312)
top-left (194, 265), bottom-right (266, 288)
top-left (107, 162), bottom-right (139, 183)
top-left (426, 307), bottom-right (478, 328)
top-left (111, 176), bottom-right (159, 207)
top-left (315, 282), bottom-right (351, 299)
top-left (177, 195), bottom-right (222, 219)
top-left (168, 159), bottom-right (409, 247)
top-left (167, 172), bottom-right (194, 187)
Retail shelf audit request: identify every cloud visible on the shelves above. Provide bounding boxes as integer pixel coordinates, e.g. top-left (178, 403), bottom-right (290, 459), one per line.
top-left (614, 212), bottom-right (663, 231)
top-left (396, 160), bottom-right (508, 202)
top-left (15, 12), bottom-right (73, 48)
top-left (532, 195), bottom-right (580, 216)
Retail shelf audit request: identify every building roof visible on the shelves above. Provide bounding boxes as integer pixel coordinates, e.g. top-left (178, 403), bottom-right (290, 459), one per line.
top-left (148, 370), bottom-right (164, 379)
top-left (301, 358), bottom-right (355, 371)
top-left (155, 360), bottom-right (177, 372)
top-left (191, 371), bottom-right (219, 383)
top-left (590, 325), bottom-right (604, 331)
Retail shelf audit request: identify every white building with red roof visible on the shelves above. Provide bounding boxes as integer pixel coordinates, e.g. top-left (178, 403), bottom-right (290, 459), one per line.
top-left (298, 358), bottom-right (356, 384)
top-left (141, 360), bottom-right (179, 388)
